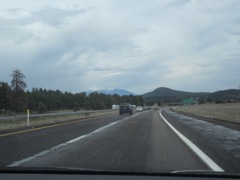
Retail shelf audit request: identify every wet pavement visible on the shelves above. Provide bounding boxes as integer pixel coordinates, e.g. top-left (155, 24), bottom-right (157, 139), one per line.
top-left (162, 108), bottom-right (240, 172)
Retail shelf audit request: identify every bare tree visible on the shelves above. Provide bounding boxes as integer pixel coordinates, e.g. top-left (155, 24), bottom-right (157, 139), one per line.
top-left (10, 69), bottom-right (27, 112)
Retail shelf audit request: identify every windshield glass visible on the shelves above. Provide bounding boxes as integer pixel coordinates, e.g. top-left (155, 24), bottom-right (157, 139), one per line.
top-left (0, 0), bottom-right (240, 176)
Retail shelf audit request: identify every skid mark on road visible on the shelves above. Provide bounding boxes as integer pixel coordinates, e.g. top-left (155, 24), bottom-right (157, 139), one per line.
top-left (159, 110), bottom-right (224, 172)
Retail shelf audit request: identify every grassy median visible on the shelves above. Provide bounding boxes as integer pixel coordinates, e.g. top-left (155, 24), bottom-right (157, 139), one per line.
top-left (171, 103), bottom-right (240, 124)
top-left (0, 110), bottom-right (118, 131)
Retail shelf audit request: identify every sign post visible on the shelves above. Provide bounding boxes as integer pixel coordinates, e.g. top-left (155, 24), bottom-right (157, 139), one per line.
top-left (27, 109), bottom-right (29, 126)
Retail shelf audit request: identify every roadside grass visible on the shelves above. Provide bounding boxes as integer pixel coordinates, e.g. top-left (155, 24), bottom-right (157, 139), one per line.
top-left (0, 109), bottom-right (76, 116)
top-left (0, 110), bottom-right (118, 131)
top-left (171, 103), bottom-right (240, 124)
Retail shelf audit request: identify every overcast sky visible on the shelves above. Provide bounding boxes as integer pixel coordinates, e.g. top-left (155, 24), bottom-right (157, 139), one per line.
top-left (0, 0), bottom-right (239, 94)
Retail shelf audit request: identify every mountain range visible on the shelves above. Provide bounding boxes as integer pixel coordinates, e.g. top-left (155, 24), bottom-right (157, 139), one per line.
top-left (142, 87), bottom-right (240, 104)
top-left (85, 87), bottom-right (239, 104)
top-left (86, 88), bottom-right (136, 96)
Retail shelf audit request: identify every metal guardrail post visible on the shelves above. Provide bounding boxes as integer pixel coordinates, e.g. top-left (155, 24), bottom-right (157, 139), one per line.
top-left (27, 109), bottom-right (29, 126)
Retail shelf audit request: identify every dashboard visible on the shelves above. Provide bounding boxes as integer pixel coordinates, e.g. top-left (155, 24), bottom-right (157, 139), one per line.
top-left (0, 169), bottom-right (239, 180)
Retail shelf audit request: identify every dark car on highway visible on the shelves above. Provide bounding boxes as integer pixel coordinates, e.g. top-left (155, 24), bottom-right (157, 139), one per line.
top-left (154, 106), bottom-right (159, 110)
top-left (119, 103), bottom-right (133, 115)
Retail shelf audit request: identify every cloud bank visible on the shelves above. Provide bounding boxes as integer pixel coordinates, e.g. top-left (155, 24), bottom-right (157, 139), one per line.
top-left (0, 0), bottom-right (239, 94)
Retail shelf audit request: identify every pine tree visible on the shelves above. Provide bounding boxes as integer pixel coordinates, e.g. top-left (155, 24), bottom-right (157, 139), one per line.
top-left (10, 69), bottom-right (27, 112)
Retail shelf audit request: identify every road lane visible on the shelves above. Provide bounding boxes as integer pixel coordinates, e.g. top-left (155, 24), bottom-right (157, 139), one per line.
top-left (159, 110), bottom-right (223, 171)
top-left (0, 114), bottom-right (123, 166)
top-left (2, 109), bottom-right (238, 173)
top-left (161, 108), bottom-right (240, 172)
top-left (12, 110), bottom-right (210, 173)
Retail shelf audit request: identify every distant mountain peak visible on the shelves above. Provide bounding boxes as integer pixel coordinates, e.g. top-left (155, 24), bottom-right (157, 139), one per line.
top-left (155, 87), bottom-right (172, 90)
top-left (86, 88), bottom-right (136, 96)
top-left (143, 86), bottom-right (240, 104)
top-left (142, 86), bottom-right (209, 104)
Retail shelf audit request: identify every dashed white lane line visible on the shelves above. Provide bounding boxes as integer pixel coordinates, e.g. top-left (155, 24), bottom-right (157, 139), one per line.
top-left (8, 115), bottom-right (138, 167)
top-left (159, 110), bottom-right (224, 172)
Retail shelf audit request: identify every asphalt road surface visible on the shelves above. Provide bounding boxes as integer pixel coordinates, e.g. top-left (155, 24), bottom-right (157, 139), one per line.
top-left (0, 108), bottom-right (239, 173)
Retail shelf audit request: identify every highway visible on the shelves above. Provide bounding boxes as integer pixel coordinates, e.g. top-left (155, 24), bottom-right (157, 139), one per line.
top-left (0, 108), bottom-right (239, 173)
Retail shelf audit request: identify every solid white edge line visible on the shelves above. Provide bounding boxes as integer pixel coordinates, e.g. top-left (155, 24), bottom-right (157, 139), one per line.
top-left (159, 110), bottom-right (224, 172)
top-left (8, 115), bottom-right (135, 167)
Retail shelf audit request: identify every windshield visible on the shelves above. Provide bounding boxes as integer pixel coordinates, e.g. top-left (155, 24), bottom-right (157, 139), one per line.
top-left (0, 0), bottom-right (240, 176)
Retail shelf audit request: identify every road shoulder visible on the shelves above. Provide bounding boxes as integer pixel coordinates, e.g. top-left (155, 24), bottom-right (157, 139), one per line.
top-left (170, 108), bottom-right (240, 131)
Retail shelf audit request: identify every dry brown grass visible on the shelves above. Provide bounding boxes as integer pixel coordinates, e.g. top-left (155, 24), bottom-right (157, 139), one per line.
top-left (172, 103), bottom-right (240, 124)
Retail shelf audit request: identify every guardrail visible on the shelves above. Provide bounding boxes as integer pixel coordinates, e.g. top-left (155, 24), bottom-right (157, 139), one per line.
top-left (0, 109), bottom-right (113, 122)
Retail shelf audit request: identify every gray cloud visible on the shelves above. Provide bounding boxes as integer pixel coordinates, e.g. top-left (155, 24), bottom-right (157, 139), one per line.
top-left (163, 0), bottom-right (190, 8)
top-left (0, 0), bottom-right (240, 94)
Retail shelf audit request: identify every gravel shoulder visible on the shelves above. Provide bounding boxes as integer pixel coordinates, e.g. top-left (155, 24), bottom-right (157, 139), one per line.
top-left (162, 108), bottom-right (240, 172)
top-left (170, 108), bottom-right (240, 132)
